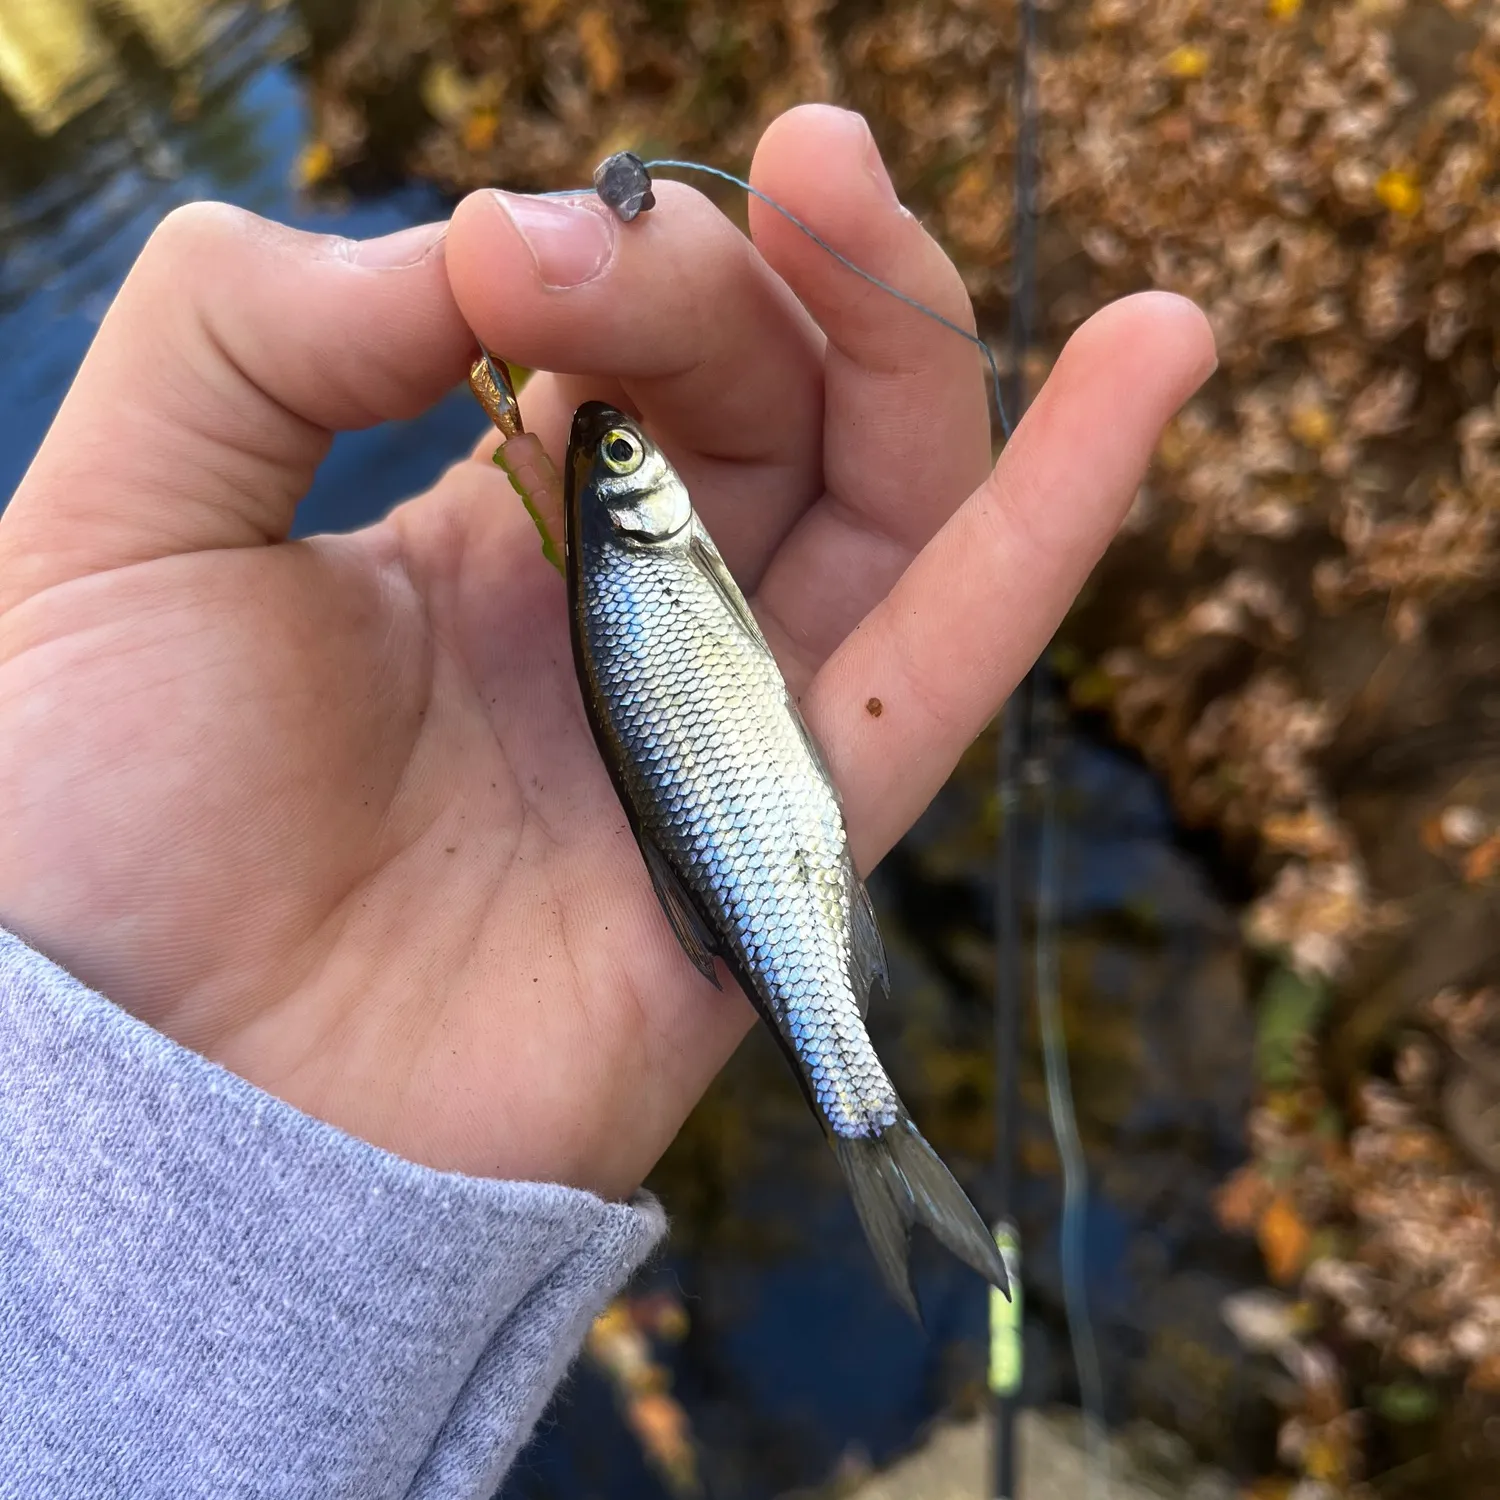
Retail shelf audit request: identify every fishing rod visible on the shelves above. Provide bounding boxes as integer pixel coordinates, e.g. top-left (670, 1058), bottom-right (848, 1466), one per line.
top-left (991, 0), bottom-right (1109, 1489)
top-left (989, 0), bottom-right (1040, 1490)
top-left (991, 0), bottom-right (1107, 1494)
top-left (991, 672), bottom-right (1032, 1500)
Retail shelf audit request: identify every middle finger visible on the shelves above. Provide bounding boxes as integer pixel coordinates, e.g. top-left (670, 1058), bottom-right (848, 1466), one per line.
top-left (747, 106), bottom-right (995, 666)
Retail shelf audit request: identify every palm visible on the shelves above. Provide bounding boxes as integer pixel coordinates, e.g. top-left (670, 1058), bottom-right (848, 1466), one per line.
top-left (0, 107), bottom-right (1213, 1200)
top-left (0, 380), bottom-right (924, 1194)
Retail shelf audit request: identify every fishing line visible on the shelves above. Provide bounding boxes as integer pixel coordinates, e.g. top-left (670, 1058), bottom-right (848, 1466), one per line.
top-left (1031, 679), bottom-right (1110, 1500)
top-left (538, 155), bottom-right (1014, 440)
top-left (1010, 0), bottom-right (1109, 1480)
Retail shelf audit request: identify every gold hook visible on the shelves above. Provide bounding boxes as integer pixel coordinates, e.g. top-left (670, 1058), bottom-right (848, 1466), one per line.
top-left (468, 350), bottom-right (524, 440)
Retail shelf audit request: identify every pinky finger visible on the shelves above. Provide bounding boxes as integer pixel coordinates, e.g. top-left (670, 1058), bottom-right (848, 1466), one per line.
top-left (801, 292), bottom-right (1218, 871)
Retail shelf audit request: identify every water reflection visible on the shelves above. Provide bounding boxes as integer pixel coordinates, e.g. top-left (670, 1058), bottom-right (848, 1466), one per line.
top-left (0, 0), bottom-right (483, 525)
top-left (510, 726), bottom-right (1269, 1500)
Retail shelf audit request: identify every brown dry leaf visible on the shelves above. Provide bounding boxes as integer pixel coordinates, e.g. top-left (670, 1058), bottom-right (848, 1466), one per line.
top-left (577, 8), bottom-right (623, 96)
top-left (420, 61), bottom-right (474, 126)
top-left (462, 106), bottom-right (499, 152)
top-left (1289, 403), bottom-right (1334, 450)
top-left (1303, 1436), bottom-right (1347, 1486)
top-left (1262, 808), bottom-right (1347, 860)
top-left (589, 1300), bottom-right (632, 1348)
top-left (1217, 1163), bottom-right (1274, 1233)
top-left (628, 1392), bottom-right (699, 1495)
top-left (1240, 1482), bottom-right (1295, 1500)
top-left (1163, 44), bottom-right (1209, 79)
top-left (1260, 1194), bottom-right (1313, 1284)
top-left (1463, 833), bottom-right (1500, 884)
top-left (1420, 812), bottom-right (1449, 856)
top-left (519, 0), bottom-right (565, 31)
top-left (1375, 168), bottom-right (1423, 217)
top-left (293, 140), bottom-right (334, 189)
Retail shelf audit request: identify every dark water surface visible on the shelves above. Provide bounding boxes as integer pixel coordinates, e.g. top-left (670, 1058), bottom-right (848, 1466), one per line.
top-left (0, 1), bottom-right (485, 533)
top-left (0, 5), bottom-right (1268, 1495)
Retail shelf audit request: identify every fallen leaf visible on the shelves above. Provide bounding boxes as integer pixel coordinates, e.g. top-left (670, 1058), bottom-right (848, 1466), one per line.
top-left (294, 140), bottom-right (334, 189)
top-left (1217, 1164), bottom-right (1273, 1233)
top-left (1164, 44), bottom-right (1209, 79)
top-left (1289, 403), bottom-right (1334, 449)
top-left (1240, 1481), bottom-right (1294, 1500)
top-left (1463, 833), bottom-right (1500, 883)
top-left (578, 8), bottom-right (622, 95)
top-left (628, 1391), bottom-right (699, 1494)
top-left (462, 107), bottom-right (499, 152)
top-left (1376, 169), bottom-right (1423, 217)
top-left (1259, 1193), bottom-right (1312, 1284)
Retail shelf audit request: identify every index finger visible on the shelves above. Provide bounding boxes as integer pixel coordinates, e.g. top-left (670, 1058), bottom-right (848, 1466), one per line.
top-left (808, 292), bottom-right (1218, 869)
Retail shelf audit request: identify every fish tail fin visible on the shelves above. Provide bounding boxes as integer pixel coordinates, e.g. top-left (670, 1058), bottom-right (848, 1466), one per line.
top-left (833, 1112), bottom-right (1011, 1323)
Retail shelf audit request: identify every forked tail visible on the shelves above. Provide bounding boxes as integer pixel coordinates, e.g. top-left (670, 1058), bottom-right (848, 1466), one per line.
top-left (833, 1111), bottom-right (1011, 1322)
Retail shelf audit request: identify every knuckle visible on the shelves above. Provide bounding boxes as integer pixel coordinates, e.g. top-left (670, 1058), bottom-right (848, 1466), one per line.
top-left (143, 203), bottom-right (325, 282)
top-left (147, 200), bottom-right (254, 260)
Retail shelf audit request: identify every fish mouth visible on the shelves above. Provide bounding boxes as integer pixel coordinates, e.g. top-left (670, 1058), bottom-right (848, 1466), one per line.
top-left (570, 400), bottom-right (630, 454)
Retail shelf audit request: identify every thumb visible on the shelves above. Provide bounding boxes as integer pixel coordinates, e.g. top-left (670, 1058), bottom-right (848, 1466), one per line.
top-left (0, 203), bottom-right (473, 609)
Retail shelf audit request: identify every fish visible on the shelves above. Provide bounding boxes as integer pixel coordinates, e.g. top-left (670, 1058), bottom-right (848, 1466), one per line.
top-left (564, 400), bottom-right (1010, 1319)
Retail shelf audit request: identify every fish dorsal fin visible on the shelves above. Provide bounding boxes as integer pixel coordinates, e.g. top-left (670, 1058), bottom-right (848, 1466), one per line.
top-left (687, 520), bottom-right (774, 657)
top-left (639, 835), bottom-right (722, 989)
top-left (850, 876), bottom-right (889, 1018)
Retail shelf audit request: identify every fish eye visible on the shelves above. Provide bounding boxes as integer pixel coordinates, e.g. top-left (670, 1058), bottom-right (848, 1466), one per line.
top-left (600, 429), bottom-right (643, 474)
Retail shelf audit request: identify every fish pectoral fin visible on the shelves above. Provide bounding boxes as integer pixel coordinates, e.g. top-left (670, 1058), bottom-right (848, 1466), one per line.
top-left (687, 520), bottom-right (851, 817)
top-left (788, 700), bottom-right (842, 806)
top-left (640, 837), bottom-right (723, 989)
top-left (850, 877), bottom-right (889, 1018)
top-left (687, 522), bottom-right (774, 656)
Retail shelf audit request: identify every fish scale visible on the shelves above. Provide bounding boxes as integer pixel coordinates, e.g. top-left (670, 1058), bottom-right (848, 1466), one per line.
top-left (585, 540), bottom-right (899, 1139)
top-left (564, 399), bottom-right (1009, 1318)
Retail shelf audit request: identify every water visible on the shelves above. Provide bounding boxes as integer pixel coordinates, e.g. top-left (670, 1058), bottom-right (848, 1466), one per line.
top-left (0, 4), bottom-right (1269, 1494)
top-left (0, 0), bottom-right (485, 533)
top-left (516, 725), bottom-right (1270, 1499)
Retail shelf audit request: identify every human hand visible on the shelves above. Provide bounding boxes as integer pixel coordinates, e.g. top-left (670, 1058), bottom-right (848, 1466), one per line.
top-left (0, 106), bottom-right (1214, 1200)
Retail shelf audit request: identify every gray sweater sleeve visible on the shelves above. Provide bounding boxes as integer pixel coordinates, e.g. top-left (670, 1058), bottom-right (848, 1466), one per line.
top-left (0, 926), bottom-right (666, 1500)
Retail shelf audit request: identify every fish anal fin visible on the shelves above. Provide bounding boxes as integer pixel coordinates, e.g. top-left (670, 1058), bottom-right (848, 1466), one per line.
top-left (640, 838), bottom-right (722, 989)
top-left (850, 878), bottom-right (889, 1019)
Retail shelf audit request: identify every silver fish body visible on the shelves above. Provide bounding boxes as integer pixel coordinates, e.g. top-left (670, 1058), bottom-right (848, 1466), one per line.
top-left (564, 402), bottom-right (1008, 1317)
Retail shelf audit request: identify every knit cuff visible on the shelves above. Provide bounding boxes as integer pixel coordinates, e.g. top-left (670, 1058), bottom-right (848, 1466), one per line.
top-left (0, 926), bottom-right (665, 1499)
